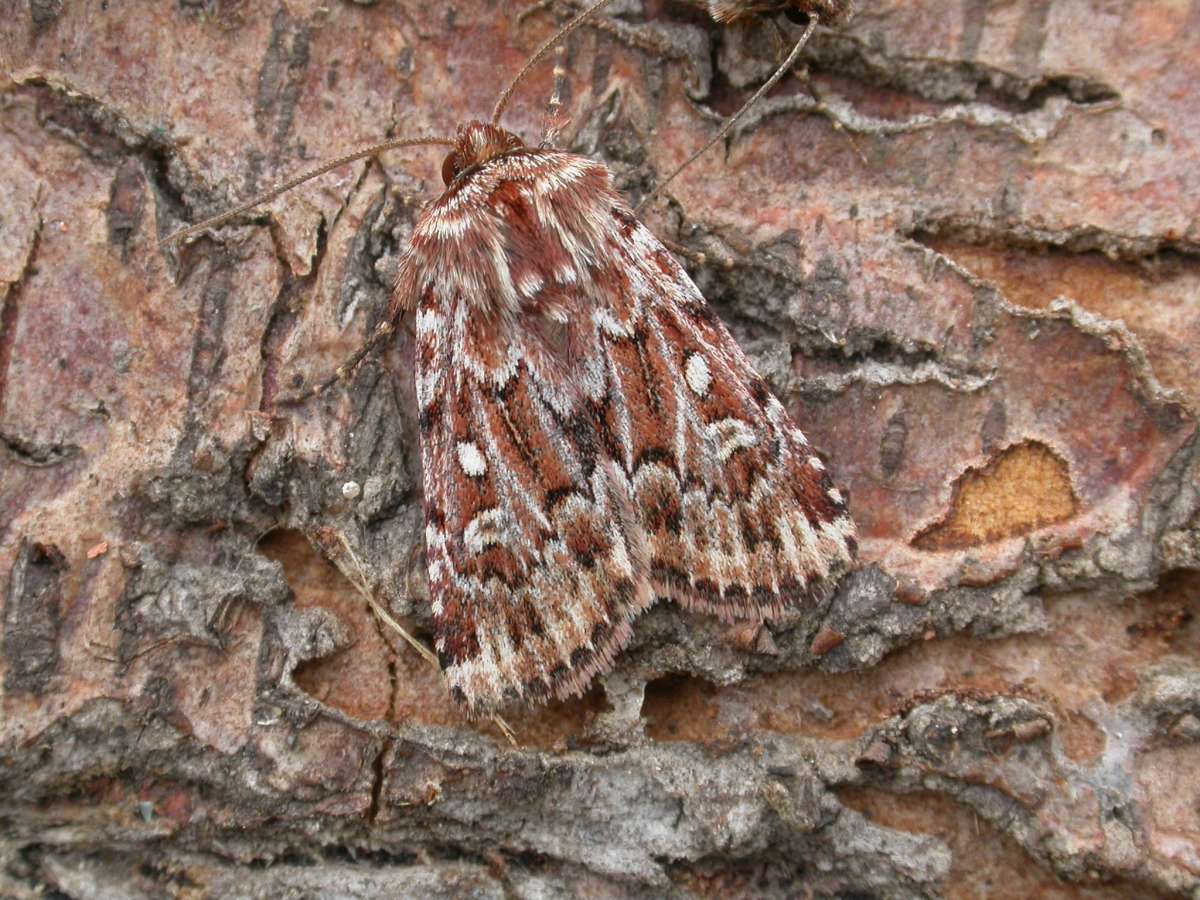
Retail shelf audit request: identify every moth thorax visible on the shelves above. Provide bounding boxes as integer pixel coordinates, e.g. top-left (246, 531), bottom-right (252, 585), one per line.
top-left (442, 122), bottom-right (525, 185)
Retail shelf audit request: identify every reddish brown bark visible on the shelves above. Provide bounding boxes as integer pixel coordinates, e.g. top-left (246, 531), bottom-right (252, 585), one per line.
top-left (2, 1), bottom-right (1198, 896)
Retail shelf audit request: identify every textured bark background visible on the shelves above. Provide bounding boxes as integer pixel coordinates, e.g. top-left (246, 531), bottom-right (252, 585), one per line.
top-left (2, 0), bottom-right (1199, 896)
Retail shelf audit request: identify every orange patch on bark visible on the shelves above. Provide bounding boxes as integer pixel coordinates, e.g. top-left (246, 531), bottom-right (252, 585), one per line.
top-left (915, 441), bottom-right (1077, 550)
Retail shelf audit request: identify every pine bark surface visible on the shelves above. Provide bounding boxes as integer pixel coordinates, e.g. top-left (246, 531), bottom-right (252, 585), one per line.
top-left (2, 2), bottom-right (1199, 896)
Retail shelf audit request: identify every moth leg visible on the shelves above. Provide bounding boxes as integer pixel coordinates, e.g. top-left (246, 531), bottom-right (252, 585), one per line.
top-left (659, 236), bottom-right (735, 271)
top-left (776, 29), bottom-right (869, 165)
top-left (283, 316), bottom-right (399, 403)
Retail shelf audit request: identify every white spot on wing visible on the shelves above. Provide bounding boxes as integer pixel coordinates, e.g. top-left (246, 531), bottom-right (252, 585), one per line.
top-left (685, 353), bottom-right (712, 397)
top-left (457, 441), bottom-right (487, 478)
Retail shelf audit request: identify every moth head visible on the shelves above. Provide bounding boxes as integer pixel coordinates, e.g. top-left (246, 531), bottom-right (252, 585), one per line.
top-left (442, 122), bottom-right (526, 186)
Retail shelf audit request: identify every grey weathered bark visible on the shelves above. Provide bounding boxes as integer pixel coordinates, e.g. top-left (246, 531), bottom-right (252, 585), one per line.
top-left (2, 0), bottom-right (1199, 896)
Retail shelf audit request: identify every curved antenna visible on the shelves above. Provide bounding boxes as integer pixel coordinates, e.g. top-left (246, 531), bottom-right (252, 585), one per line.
top-left (635, 14), bottom-right (819, 213)
top-left (159, 135), bottom-right (456, 247)
top-left (491, 0), bottom-right (620, 125)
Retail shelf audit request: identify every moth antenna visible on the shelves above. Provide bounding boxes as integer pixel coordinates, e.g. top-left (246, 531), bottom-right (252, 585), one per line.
top-left (541, 41), bottom-right (570, 145)
top-left (492, 0), bottom-right (620, 125)
top-left (159, 135), bottom-right (456, 248)
top-left (334, 532), bottom-right (440, 668)
top-left (635, 14), bottom-right (819, 213)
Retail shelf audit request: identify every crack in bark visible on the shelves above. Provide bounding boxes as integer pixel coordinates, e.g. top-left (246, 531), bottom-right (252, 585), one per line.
top-left (816, 34), bottom-right (1121, 112)
top-left (367, 738), bottom-right (390, 824)
top-left (910, 216), bottom-right (1200, 268)
top-left (0, 429), bottom-right (81, 468)
top-left (254, 9), bottom-right (314, 149)
top-left (797, 358), bottom-right (994, 395)
top-left (0, 212), bottom-right (42, 423)
top-left (734, 84), bottom-right (1099, 146)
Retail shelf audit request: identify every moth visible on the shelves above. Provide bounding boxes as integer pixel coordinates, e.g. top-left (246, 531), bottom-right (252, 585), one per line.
top-left (167, 0), bottom-right (856, 717)
top-left (702, 1), bottom-right (855, 26)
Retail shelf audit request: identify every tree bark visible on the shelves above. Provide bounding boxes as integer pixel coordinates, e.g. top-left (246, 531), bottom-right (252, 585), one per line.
top-left (2, 0), bottom-right (1199, 896)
